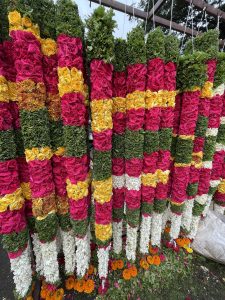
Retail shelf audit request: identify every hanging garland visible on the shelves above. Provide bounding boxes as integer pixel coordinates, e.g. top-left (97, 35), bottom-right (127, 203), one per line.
top-left (169, 46), bottom-right (207, 240)
top-left (112, 38), bottom-right (127, 255)
top-left (125, 26), bottom-right (146, 261)
top-left (86, 6), bottom-right (116, 292)
top-left (182, 30), bottom-right (218, 233)
top-left (140, 27), bottom-right (164, 253)
top-left (205, 52), bottom-right (225, 215)
top-left (56, 0), bottom-right (90, 278)
top-left (0, 42), bottom-right (32, 299)
top-left (8, 10), bottom-right (60, 287)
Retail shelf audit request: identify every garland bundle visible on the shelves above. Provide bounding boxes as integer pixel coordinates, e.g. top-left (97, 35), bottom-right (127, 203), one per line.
top-left (213, 158), bottom-right (225, 214)
top-left (0, 43), bottom-right (32, 298)
top-left (8, 10), bottom-right (60, 285)
top-left (182, 30), bottom-right (218, 233)
top-left (204, 53), bottom-right (225, 215)
top-left (112, 38), bottom-right (127, 254)
top-left (125, 27), bottom-right (146, 260)
top-left (169, 49), bottom-right (207, 240)
top-left (189, 62), bottom-right (224, 239)
top-left (140, 28), bottom-right (164, 253)
top-left (86, 6), bottom-right (116, 289)
top-left (56, 0), bottom-right (90, 277)
top-left (42, 37), bottom-right (76, 275)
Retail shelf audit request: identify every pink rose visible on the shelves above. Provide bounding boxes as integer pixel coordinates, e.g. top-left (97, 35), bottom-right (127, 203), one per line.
top-left (112, 158), bottom-right (124, 176)
top-left (95, 200), bottom-right (112, 224)
top-left (0, 159), bottom-right (20, 196)
top-left (64, 155), bottom-right (89, 184)
top-left (146, 58), bottom-right (164, 91)
top-left (69, 197), bottom-right (88, 221)
top-left (127, 63), bottom-right (146, 93)
top-left (93, 129), bottom-right (112, 151)
top-left (145, 107), bottom-right (161, 131)
top-left (126, 158), bottom-right (143, 177)
top-left (126, 108), bottom-right (145, 131)
top-left (113, 71), bottom-right (126, 97)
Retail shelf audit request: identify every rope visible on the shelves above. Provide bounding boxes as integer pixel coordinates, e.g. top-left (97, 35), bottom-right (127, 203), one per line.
top-left (99, 0), bottom-right (101, 5)
top-left (204, 10), bottom-right (208, 31)
top-left (152, 0), bottom-right (155, 29)
top-left (217, 15), bottom-right (221, 30)
top-left (122, 0), bottom-right (127, 38)
top-left (169, 0), bottom-right (174, 33)
top-left (144, 0), bottom-right (151, 34)
top-left (191, 2), bottom-right (194, 52)
top-left (197, 7), bottom-right (205, 34)
top-left (181, 4), bottom-right (191, 49)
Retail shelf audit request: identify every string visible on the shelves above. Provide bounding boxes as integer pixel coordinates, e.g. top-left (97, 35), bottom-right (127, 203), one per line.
top-left (152, 0), bottom-right (155, 29)
top-left (197, 7), bottom-right (205, 34)
top-left (204, 10), bottom-right (208, 31)
top-left (222, 40), bottom-right (225, 52)
top-left (99, 0), bottom-right (101, 5)
top-left (191, 2), bottom-right (194, 52)
top-left (122, 0), bottom-right (127, 38)
top-left (181, 4), bottom-right (191, 49)
top-left (169, 0), bottom-right (174, 33)
top-left (217, 15), bottom-right (220, 30)
top-left (144, 0), bottom-right (151, 34)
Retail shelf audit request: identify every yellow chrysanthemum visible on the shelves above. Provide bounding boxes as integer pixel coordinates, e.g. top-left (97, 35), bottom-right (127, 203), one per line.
top-left (112, 97), bottom-right (126, 113)
top-left (0, 188), bottom-right (24, 212)
top-left (157, 169), bottom-right (170, 184)
top-left (161, 90), bottom-right (177, 107)
top-left (91, 99), bottom-right (113, 132)
top-left (7, 81), bottom-right (17, 101)
top-left (92, 177), bottom-right (112, 204)
top-left (0, 76), bottom-right (9, 102)
top-left (218, 179), bottom-right (225, 194)
top-left (145, 90), bottom-right (163, 109)
top-left (126, 91), bottom-right (145, 110)
top-left (55, 147), bottom-right (65, 156)
top-left (41, 38), bottom-right (57, 56)
top-left (201, 81), bottom-right (213, 98)
top-left (95, 223), bottom-right (112, 241)
top-left (25, 147), bottom-right (52, 162)
top-left (142, 173), bottom-right (157, 187)
top-left (8, 11), bottom-right (21, 26)
top-left (21, 182), bottom-right (31, 200)
top-left (66, 177), bottom-right (89, 201)
top-left (58, 67), bottom-right (85, 97)
top-left (22, 16), bottom-right (32, 28)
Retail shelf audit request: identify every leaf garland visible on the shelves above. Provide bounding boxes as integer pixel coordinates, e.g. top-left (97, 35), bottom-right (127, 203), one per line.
top-left (146, 27), bottom-right (165, 61)
top-left (164, 34), bottom-right (179, 63)
top-left (114, 38), bottom-right (127, 72)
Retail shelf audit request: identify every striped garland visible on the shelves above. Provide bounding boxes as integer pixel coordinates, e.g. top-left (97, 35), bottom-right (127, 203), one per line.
top-left (151, 34), bottom-right (178, 248)
top-left (86, 7), bottom-right (115, 289)
top-left (169, 50), bottom-right (207, 240)
top-left (112, 39), bottom-right (127, 255)
top-left (182, 58), bottom-right (217, 232)
top-left (125, 27), bottom-right (146, 261)
top-left (0, 43), bottom-right (32, 298)
top-left (213, 158), bottom-right (225, 214)
top-left (42, 38), bottom-right (76, 275)
top-left (8, 11), bottom-right (60, 285)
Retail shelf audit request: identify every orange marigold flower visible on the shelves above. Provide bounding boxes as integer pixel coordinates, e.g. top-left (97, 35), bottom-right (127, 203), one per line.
top-left (147, 255), bottom-right (154, 265)
top-left (45, 291), bottom-right (55, 300)
top-left (183, 238), bottom-right (191, 246)
top-left (122, 269), bottom-right (131, 280)
top-left (130, 265), bottom-right (138, 277)
top-left (153, 255), bottom-right (161, 266)
top-left (88, 264), bottom-right (94, 275)
top-left (116, 259), bottom-right (124, 270)
top-left (164, 226), bottom-right (170, 233)
top-left (176, 238), bottom-right (185, 247)
top-left (111, 260), bottom-right (118, 271)
top-left (65, 277), bottom-right (74, 290)
top-left (84, 279), bottom-right (95, 294)
top-left (140, 258), bottom-right (149, 270)
top-left (54, 288), bottom-right (64, 300)
top-left (76, 279), bottom-right (85, 293)
top-left (26, 296), bottom-right (33, 300)
top-left (149, 245), bottom-right (158, 255)
top-left (40, 288), bottom-right (48, 299)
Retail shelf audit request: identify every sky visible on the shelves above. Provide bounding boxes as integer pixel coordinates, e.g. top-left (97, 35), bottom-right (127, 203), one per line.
top-left (75, 0), bottom-right (139, 38)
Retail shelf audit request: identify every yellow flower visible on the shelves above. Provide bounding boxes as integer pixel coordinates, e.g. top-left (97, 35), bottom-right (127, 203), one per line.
top-left (201, 81), bottom-right (213, 98)
top-left (21, 182), bottom-right (31, 200)
top-left (161, 90), bottom-right (176, 107)
top-left (142, 172), bottom-right (157, 187)
top-left (66, 177), bottom-right (89, 201)
top-left (0, 188), bottom-right (24, 212)
top-left (92, 177), bottom-right (112, 204)
top-left (0, 77), bottom-right (9, 102)
top-left (126, 91), bottom-right (145, 110)
top-left (58, 67), bottom-right (85, 97)
top-left (55, 147), bottom-right (65, 156)
top-left (145, 90), bottom-right (162, 109)
top-left (7, 81), bottom-right (17, 101)
top-left (8, 11), bottom-right (21, 26)
top-left (95, 223), bottom-right (112, 242)
top-left (25, 147), bottom-right (52, 162)
top-left (157, 170), bottom-right (170, 184)
top-left (41, 38), bottom-right (57, 56)
top-left (22, 16), bottom-right (32, 28)
top-left (218, 180), bottom-right (225, 194)
top-left (112, 97), bottom-right (126, 113)
top-left (91, 99), bottom-right (113, 132)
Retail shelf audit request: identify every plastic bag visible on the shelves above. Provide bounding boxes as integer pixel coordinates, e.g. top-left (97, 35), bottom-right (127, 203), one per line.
top-left (191, 210), bottom-right (225, 264)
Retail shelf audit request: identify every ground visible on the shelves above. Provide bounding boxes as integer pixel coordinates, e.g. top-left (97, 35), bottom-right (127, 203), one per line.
top-left (1, 242), bottom-right (225, 300)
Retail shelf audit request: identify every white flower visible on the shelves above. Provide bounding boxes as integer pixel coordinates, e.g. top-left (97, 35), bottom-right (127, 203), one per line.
top-left (112, 175), bottom-right (125, 189)
top-left (188, 215), bottom-right (200, 239)
top-left (41, 239), bottom-right (60, 283)
top-left (61, 229), bottom-right (76, 275)
top-left (125, 174), bottom-right (141, 191)
top-left (215, 143), bottom-right (225, 152)
top-left (10, 246), bottom-right (32, 298)
top-left (32, 233), bottom-right (43, 275)
top-left (150, 212), bottom-right (162, 247)
top-left (195, 194), bottom-right (208, 205)
top-left (206, 128), bottom-right (218, 137)
top-left (126, 224), bottom-right (138, 261)
top-left (181, 199), bottom-right (194, 231)
top-left (97, 244), bottom-right (111, 279)
top-left (161, 206), bottom-right (170, 232)
top-left (76, 234), bottom-right (90, 277)
top-left (213, 83), bottom-right (224, 96)
top-left (202, 161), bottom-right (212, 169)
top-left (113, 221), bottom-right (123, 254)
top-left (220, 116), bottom-right (225, 124)
top-left (214, 203), bottom-right (225, 215)
top-left (170, 212), bottom-right (182, 239)
top-left (202, 194), bottom-right (213, 217)
top-left (140, 215), bottom-right (152, 254)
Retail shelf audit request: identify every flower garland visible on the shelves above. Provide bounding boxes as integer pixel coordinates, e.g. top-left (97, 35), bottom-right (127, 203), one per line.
top-left (8, 10), bottom-right (60, 285)
top-left (140, 28), bottom-right (164, 253)
top-left (182, 30), bottom-right (218, 233)
top-left (0, 43), bottom-right (32, 298)
top-left (112, 38), bottom-right (127, 255)
top-left (86, 6), bottom-right (116, 289)
top-left (213, 159), bottom-right (225, 214)
top-left (42, 37), bottom-right (76, 275)
top-left (125, 26), bottom-right (146, 260)
top-left (204, 53), bottom-right (225, 215)
top-left (169, 49), bottom-right (207, 240)
top-left (55, 0), bottom-right (90, 278)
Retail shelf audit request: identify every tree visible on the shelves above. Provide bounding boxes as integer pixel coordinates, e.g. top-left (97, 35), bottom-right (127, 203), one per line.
top-left (139, 0), bottom-right (225, 40)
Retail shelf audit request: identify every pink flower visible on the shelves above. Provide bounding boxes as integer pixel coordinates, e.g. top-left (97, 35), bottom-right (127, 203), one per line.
top-left (113, 71), bottom-right (126, 98)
